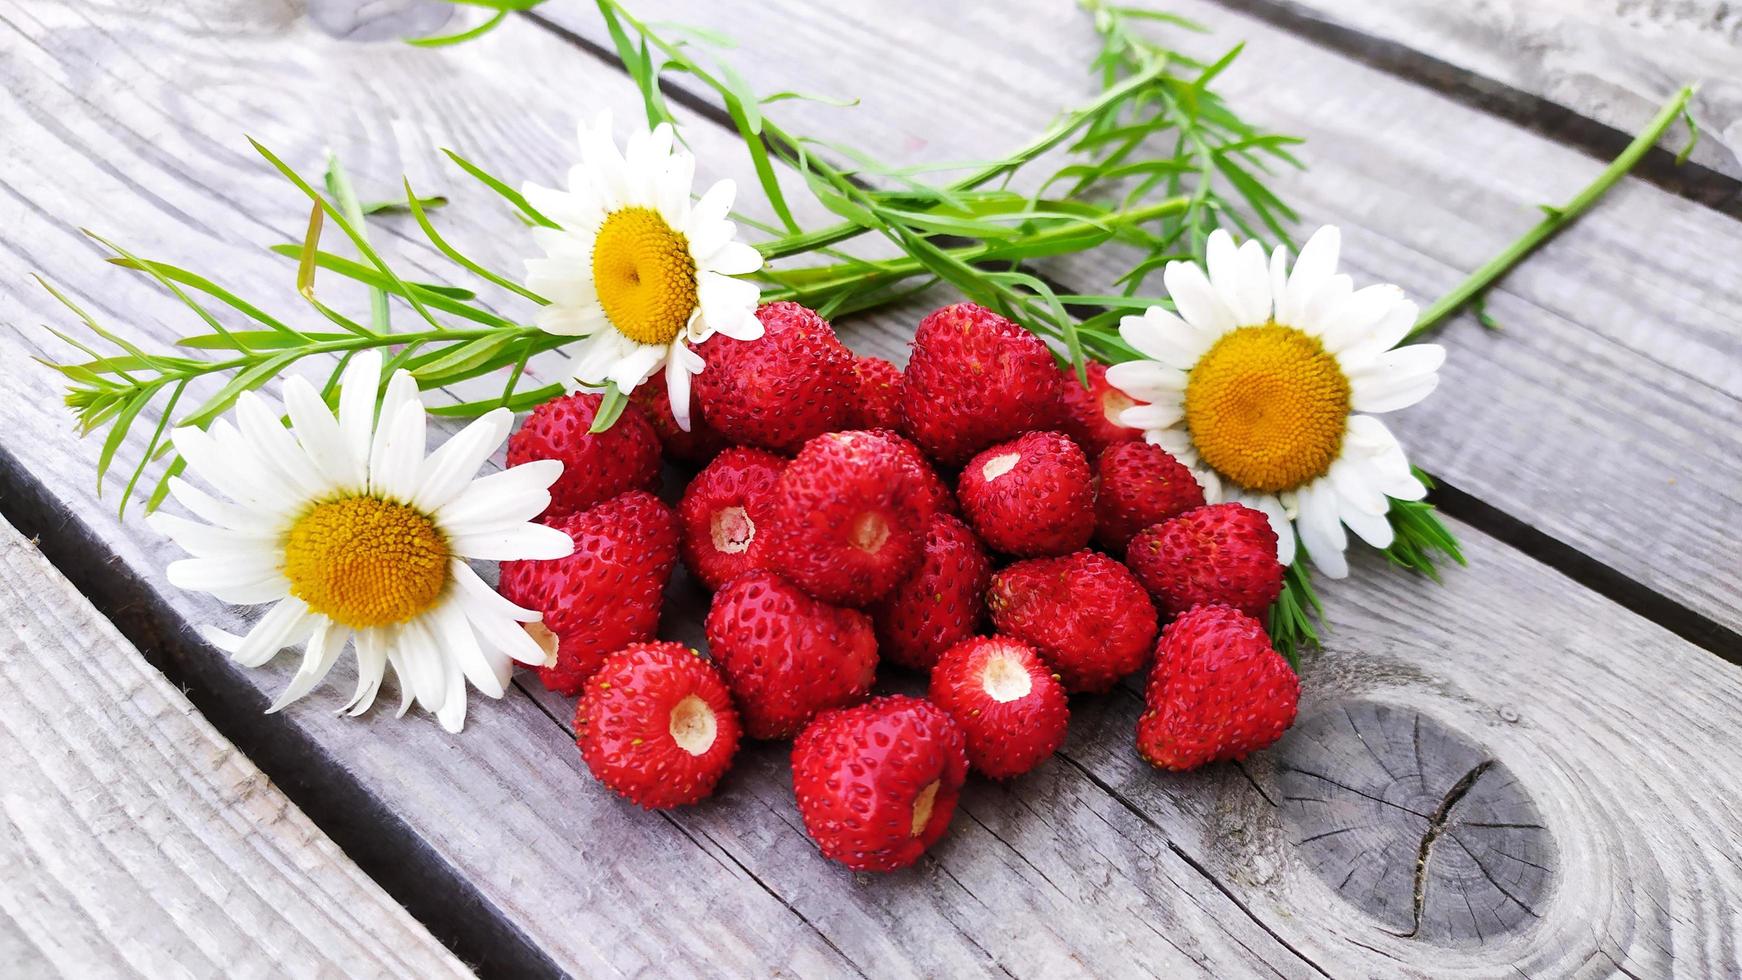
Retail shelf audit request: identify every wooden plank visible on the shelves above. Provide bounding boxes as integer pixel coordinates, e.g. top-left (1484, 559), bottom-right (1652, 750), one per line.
top-left (0, 3), bottom-right (1320, 976)
top-left (1225, 0), bottom-right (1742, 182)
top-left (0, 515), bottom-right (472, 979)
top-left (537, 0), bottom-right (1742, 640)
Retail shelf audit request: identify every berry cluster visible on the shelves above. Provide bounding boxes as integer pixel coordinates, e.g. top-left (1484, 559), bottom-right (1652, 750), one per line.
top-left (498, 301), bottom-right (1301, 872)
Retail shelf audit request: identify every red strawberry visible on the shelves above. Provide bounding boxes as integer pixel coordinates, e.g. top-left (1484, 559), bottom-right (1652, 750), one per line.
top-left (957, 431), bottom-right (1094, 557)
top-left (1126, 503), bottom-right (1284, 620)
top-left (791, 695), bottom-right (969, 871)
top-left (767, 430), bottom-right (930, 606)
top-left (631, 381), bottom-right (728, 464)
top-left (498, 491), bottom-right (679, 695)
top-left (988, 550), bottom-right (1158, 693)
top-left (574, 642), bottom-right (742, 808)
top-left (678, 448), bottom-right (786, 591)
top-left (869, 514), bottom-right (991, 672)
top-left (1058, 360), bottom-right (1143, 456)
top-left (1137, 605), bottom-right (1299, 770)
top-left (507, 392), bottom-right (661, 519)
top-left (928, 637), bottom-right (1068, 778)
top-left (849, 355), bottom-right (904, 430)
top-left (1094, 442), bottom-right (1207, 555)
top-left (694, 302), bottom-right (857, 452)
top-left (703, 572), bottom-right (878, 739)
top-left (898, 303), bottom-right (1062, 465)
top-left (870, 428), bottom-right (956, 517)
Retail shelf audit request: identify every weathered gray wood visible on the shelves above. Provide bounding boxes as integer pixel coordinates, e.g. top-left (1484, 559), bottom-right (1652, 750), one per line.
top-left (539, 0), bottom-right (1742, 639)
top-left (1275, 701), bottom-right (1553, 944)
top-left (0, 515), bottom-right (472, 980)
top-left (0, 3), bottom-right (1320, 976)
top-left (1231, 0), bottom-right (1742, 181)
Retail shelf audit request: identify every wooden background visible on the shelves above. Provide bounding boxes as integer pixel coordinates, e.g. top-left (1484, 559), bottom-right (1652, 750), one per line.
top-left (1, 0), bottom-right (1739, 976)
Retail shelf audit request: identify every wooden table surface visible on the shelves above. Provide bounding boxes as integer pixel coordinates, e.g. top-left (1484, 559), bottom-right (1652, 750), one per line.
top-left (2, 1), bottom-right (1739, 977)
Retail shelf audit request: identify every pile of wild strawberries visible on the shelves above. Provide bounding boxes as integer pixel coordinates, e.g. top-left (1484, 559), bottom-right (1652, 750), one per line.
top-left (498, 301), bottom-right (1300, 872)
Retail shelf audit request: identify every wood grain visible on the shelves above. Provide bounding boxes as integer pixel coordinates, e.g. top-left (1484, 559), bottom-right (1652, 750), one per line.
top-left (0, 515), bottom-right (472, 979)
top-left (1224, 0), bottom-right (1742, 181)
top-left (538, 0), bottom-right (1742, 640)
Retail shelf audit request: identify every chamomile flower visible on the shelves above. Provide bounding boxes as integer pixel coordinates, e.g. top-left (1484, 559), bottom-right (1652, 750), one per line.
top-left (149, 351), bottom-right (573, 732)
top-left (523, 111), bottom-right (765, 431)
top-left (1108, 227), bottom-right (1445, 579)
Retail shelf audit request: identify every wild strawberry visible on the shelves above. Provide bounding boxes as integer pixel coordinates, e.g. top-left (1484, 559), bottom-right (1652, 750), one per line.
top-left (1094, 442), bottom-right (1206, 555)
top-left (928, 637), bottom-right (1068, 778)
top-left (632, 381), bottom-right (728, 464)
top-left (498, 491), bottom-right (679, 695)
top-left (767, 430), bottom-right (930, 606)
top-left (849, 355), bottom-right (904, 430)
top-left (507, 391), bottom-right (661, 519)
top-left (898, 303), bottom-right (1061, 465)
top-left (1137, 605), bottom-right (1299, 770)
top-left (957, 431), bottom-right (1094, 557)
top-left (988, 550), bottom-right (1158, 693)
top-left (694, 302), bottom-right (857, 452)
top-left (1126, 503), bottom-right (1284, 620)
top-left (574, 642), bottom-right (741, 808)
top-left (1058, 360), bottom-right (1143, 456)
top-left (703, 572), bottom-right (878, 739)
top-left (678, 448), bottom-right (786, 592)
top-left (869, 514), bottom-right (991, 672)
top-left (791, 695), bottom-right (969, 871)
top-left (871, 428), bottom-right (956, 517)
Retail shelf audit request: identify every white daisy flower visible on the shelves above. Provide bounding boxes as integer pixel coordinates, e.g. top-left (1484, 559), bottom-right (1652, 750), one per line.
top-left (523, 110), bottom-right (765, 431)
top-left (1107, 227), bottom-right (1445, 579)
top-left (149, 350), bottom-right (573, 732)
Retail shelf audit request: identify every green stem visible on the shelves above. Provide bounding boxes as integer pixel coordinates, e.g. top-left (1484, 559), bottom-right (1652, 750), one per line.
top-left (760, 196), bottom-right (1189, 302)
top-left (1409, 85), bottom-right (1695, 340)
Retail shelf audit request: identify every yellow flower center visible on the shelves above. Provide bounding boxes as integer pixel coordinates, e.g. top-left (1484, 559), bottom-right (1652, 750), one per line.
top-left (283, 496), bottom-right (449, 629)
top-left (591, 206), bottom-right (698, 346)
top-left (1184, 323), bottom-right (1350, 493)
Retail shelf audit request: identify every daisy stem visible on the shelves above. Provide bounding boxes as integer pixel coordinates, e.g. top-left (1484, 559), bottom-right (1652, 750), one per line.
top-left (1408, 85), bottom-right (1696, 340)
top-left (758, 196), bottom-right (1190, 305)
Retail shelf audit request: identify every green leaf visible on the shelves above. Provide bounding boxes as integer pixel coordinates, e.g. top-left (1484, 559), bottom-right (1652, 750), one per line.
top-left (404, 177), bottom-right (546, 304)
top-left (443, 148), bottom-right (560, 227)
top-left (588, 382), bottom-right (629, 433)
top-left (411, 332), bottom-right (521, 383)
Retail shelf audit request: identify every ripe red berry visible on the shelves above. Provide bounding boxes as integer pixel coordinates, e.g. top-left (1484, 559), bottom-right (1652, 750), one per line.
top-left (631, 380), bottom-right (728, 464)
top-left (898, 303), bottom-right (1062, 465)
top-left (678, 448), bottom-right (786, 592)
top-left (928, 637), bottom-right (1068, 778)
top-left (506, 391), bottom-right (661, 519)
top-left (767, 431), bottom-right (930, 606)
top-left (1057, 360), bottom-right (1143, 456)
top-left (849, 355), bottom-right (904, 430)
top-left (703, 572), bottom-right (878, 739)
top-left (693, 302), bottom-right (857, 452)
top-left (1094, 442), bottom-right (1207, 555)
top-left (574, 642), bottom-right (742, 808)
top-left (499, 491), bottom-right (679, 695)
top-left (988, 550), bottom-right (1158, 693)
top-left (957, 431), bottom-right (1095, 557)
top-left (869, 514), bottom-right (991, 672)
top-left (791, 695), bottom-right (969, 872)
top-left (869, 428), bottom-right (956, 517)
top-left (1126, 503), bottom-right (1284, 620)
top-left (1137, 605), bottom-right (1299, 771)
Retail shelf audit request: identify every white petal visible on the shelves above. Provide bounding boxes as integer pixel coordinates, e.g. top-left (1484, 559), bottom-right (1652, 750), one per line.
top-left (665, 354), bottom-right (694, 433)
top-left (1163, 259), bottom-right (1236, 335)
top-left (697, 271), bottom-right (760, 329)
top-left (1268, 245), bottom-right (1293, 325)
top-left (148, 512), bottom-right (275, 559)
top-left (700, 240), bottom-right (762, 277)
top-left (369, 400), bottom-right (427, 502)
top-left (436, 651), bottom-right (468, 734)
top-left (1105, 361), bottom-right (1186, 403)
top-left (1117, 402), bottom-right (1184, 432)
top-left (395, 619), bottom-right (446, 715)
top-left (166, 554), bottom-right (283, 595)
top-left (1242, 494), bottom-right (1296, 566)
top-left (412, 409), bottom-right (513, 513)
top-left (433, 598), bottom-right (502, 700)
top-left (284, 376), bottom-right (364, 492)
top-left (1351, 372), bottom-right (1442, 415)
top-left (607, 342), bottom-right (669, 392)
top-left (235, 392), bottom-right (329, 501)
top-left (691, 179), bottom-right (736, 231)
top-left (166, 477), bottom-right (258, 530)
top-left (1296, 481), bottom-right (1350, 579)
top-left (1119, 308), bottom-right (1211, 370)
top-left (171, 426), bottom-right (298, 514)
top-left (451, 560), bottom-right (543, 623)
top-left (1316, 284), bottom-right (1405, 351)
top-left (337, 350), bottom-right (384, 480)
top-left (436, 461), bottom-right (562, 535)
top-left (266, 620), bottom-right (351, 713)
top-left (1328, 457), bottom-right (1388, 515)
top-left (1342, 502), bottom-right (1395, 550)
top-left (342, 628), bottom-right (389, 716)
top-left (231, 597), bottom-right (314, 669)
top-left (449, 523), bottom-right (576, 562)
top-left (1284, 226), bottom-right (1340, 324)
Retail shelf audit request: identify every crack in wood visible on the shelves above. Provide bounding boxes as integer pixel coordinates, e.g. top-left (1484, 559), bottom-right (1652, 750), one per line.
top-left (1398, 759), bottom-right (1494, 938)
